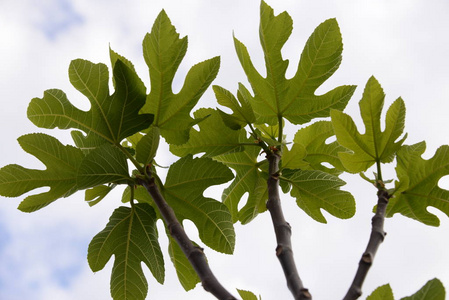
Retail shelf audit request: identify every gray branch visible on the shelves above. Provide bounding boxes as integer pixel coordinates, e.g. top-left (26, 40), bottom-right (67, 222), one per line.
top-left (266, 152), bottom-right (311, 300)
top-left (138, 176), bottom-right (238, 300)
top-left (343, 189), bottom-right (390, 300)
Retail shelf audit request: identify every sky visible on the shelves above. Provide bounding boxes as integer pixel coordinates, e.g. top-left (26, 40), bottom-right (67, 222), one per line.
top-left (1, 0), bottom-right (449, 299)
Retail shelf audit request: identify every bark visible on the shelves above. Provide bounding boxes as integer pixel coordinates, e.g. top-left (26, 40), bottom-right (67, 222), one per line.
top-left (266, 152), bottom-right (311, 300)
top-left (138, 176), bottom-right (237, 300)
top-left (343, 189), bottom-right (390, 300)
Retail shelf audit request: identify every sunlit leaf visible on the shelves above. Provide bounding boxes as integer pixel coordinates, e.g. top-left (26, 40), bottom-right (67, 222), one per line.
top-left (237, 289), bottom-right (260, 300)
top-left (366, 284), bottom-right (394, 300)
top-left (281, 169), bottom-right (355, 223)
top-left (281, 143), bottom-right (308, 170)
top-left (293, 121), bottom-right (348, 175)
top-left (214, 146), bottom-right (268, 224)
top-left (142, 10), bottom-right (220, 144)
top-left (28, 57), bottom-right (152, 145)
top-left (170, 108), bottom-right (246, 157)
top-left (164, 155), bottom-right (235, 253)
top-left (168, 236), bottom-right (200, 291)
top-left (401, 278), bottom-right (445, 300)
top-left (234, 1), bottom-right (355, 125)
top-left (331, 76), bottom-right (406, 173)
top-left (88, 204), bottom-right (164, 300)
top-left (213, 84), bottom-right (256, 128)
top-left (387, 142), bottom-right (449, 226)
top-left (0, 133), bottom-right (83, 212)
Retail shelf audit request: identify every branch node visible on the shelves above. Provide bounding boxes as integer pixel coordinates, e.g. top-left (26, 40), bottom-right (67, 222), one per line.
top-left (362, 252), bottom-right (373, 264)
top-left (300, 288), bottom-right (312, 299)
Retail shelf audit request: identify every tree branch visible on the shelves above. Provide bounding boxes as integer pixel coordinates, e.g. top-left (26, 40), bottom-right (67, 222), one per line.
top-left (138, 176), bottom-right (238, 300)
top-left (266, 152), bottom-right (311, 300)
top-left (343, 189), bottom-right (390, 300)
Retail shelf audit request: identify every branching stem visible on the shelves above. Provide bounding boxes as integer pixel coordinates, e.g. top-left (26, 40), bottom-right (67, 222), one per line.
top-left (138, 176), bottom-right (237, 300)
top-left (343, 188), bottom-right (390, 300)
top-left (266, 152), bottom-right (311, 300)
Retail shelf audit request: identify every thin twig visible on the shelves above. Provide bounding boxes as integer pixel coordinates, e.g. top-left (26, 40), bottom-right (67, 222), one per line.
top-left (343, 189), bottom-right (390, 300)
top-left (138, 176), bottom-right (238, 300)
top-left (266, 152), bottom-right (311, 300)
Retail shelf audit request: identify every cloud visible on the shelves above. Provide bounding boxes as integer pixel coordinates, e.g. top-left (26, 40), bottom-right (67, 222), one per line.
top-left (32, 0), bottom-right (84, 40)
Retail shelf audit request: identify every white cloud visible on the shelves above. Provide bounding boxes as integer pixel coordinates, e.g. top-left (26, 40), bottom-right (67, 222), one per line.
top-left (1, 0), bottom-right (449, 299)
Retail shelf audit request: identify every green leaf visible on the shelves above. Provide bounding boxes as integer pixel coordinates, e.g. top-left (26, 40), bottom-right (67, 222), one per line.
top-left (0, 133), bottom-right (83, 212)
top-left (293, 121), bottom-right (348, 174)
top-left (168, 236), bottom-right (200, 291)
top-left (237, 289), bottom-right (260, 300)
top-left (401, 278), bottom-right (445, 300)
top-left (214, 146), bottom-right (268, 224)
top-left (213, 84), bottom-right (256, 127)
top-left (367, 284), bottom-right (394, 300)
top-left (28, 57), bottom-right (153, 145)
top-left (234, 1), bottom-right (355, 125)
top-left (170, 108), bottom-right (246, 157)
top-left (136, 127), bottom-right (160, 165)
top-left (387, 142), bottom-right (449, 226)
top-left (88, 204), bottom-right (164, 300)
top-left (238, 177), bottom-right (268, 224)
top-left (281, 169), bottom-right (355, 223)
top-left (164, 155), bottom-right (235, 253)
top-left (254, 122), bottom-right (284, 147)
top-left (85, 184), bottom-right (115, 207)
top-left (142, 10), bottom-right (220, 144)
top-left (331, 76), bottom-right (407, 173)
top-left (77, 144), bottom-right (131, 190)
top-left (281, 144), bottom-right (308, 170)
top-left (109, 47), bottom-right (144, 89)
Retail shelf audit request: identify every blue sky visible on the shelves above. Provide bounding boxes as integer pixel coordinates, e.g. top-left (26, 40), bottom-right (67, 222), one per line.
top-left (1, 0), bottom-right (449, 299)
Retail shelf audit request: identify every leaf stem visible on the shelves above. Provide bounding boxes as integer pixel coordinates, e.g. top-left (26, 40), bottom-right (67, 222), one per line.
top-left (137, 175), bottom-right (238, 300)
top-left (265, 152), bottom-right (311, 300)
top-left (342, 189), bottom-right (390, 300)
top-left (278, 114), bottom-right (283, 145)
top-left (376, 160), bottom-right (383, 185)
top-left (117, 143), bottom-right (145, 174)
top-left (248, 123), bottom-right (272, 155)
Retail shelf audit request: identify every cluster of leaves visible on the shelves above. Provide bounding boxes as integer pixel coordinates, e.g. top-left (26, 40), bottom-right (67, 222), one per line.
top-left (0, 1), bottom-right (448, 299)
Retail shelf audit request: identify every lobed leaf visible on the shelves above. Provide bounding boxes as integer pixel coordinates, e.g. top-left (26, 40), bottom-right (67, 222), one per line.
top-left (0, 133), bottom-right (83, 212)
top-left (164, 155), bottom-right (235, 253)
top-left (387, 142), bottom-right (449, 226)
top-left (88, 204), bottom-right (164, 300)
top-left (331, 76), bottom-right (407, 173)
top-left (28, 57), bottom-right (152, 146)
top-left (214, 146), bottom-right (268, 224)
top-left (234, 1), bottom-right (355, 125)
top-left (142, 10), bottom-right (220, 145)
top-left (281, 169), bottom-right (355, 223)
top-left (77, 144), bottom-right (131, 190)
top-left (213, 84), bottom-right (256, 129)
top-left (293, 121), bottom-right (348, 175)
top-left (170, 108), bottom-right (246, 157)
